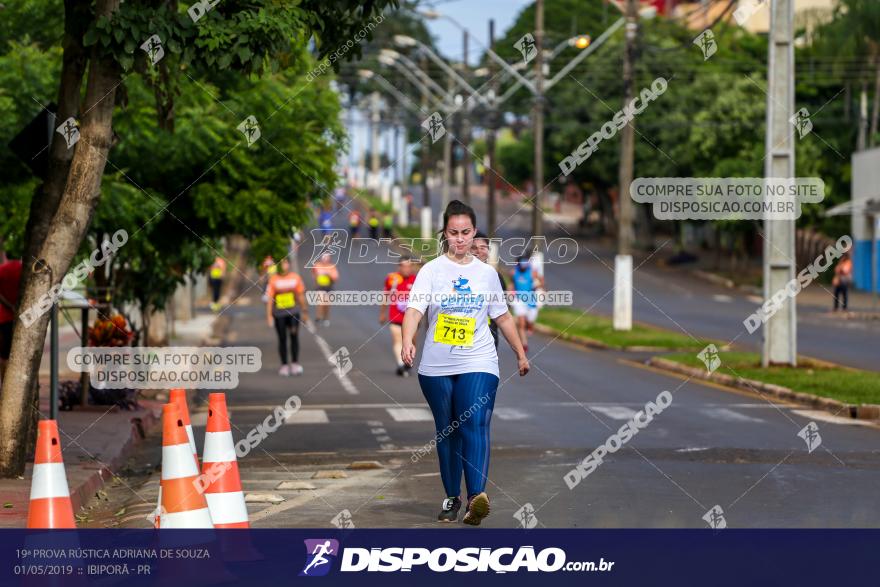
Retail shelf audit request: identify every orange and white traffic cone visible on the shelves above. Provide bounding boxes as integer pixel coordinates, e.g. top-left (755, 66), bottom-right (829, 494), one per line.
top-left (201, 393), bottom-right (248, 528)
top-left (27, 420), bottom-right (76, 529)
top-left (170, 388), bottom-right (199, 466)
top-left (160, 403), bottom-right (213, 528)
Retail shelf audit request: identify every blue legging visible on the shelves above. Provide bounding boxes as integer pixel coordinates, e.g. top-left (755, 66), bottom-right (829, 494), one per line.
top-left (418, 372), bottom-right (499, 498)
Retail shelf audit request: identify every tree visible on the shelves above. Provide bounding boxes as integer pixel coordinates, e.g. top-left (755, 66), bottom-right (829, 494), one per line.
top-left (0, 0), bottom-right (396, 477)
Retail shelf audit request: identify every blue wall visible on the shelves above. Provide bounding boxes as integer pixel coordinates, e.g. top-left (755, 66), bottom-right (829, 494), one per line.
top-left (853, 239), bottom-right (880, 291)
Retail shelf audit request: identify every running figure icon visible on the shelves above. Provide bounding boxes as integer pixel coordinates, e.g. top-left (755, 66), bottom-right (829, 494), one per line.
top-left (302, 540), bottom-right (335, 575)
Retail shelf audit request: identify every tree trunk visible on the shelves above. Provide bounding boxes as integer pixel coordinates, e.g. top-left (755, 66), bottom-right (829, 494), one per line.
top-left (0, 0), bottom-right (122, 477)
top-left (20, 0), bottom-right (90, 289)
top-left (870, 59), bottom-right (880, 148)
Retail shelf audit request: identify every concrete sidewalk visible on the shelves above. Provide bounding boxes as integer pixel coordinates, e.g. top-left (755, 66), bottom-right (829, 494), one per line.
top-left (0, 311), bottom-right (218, 528)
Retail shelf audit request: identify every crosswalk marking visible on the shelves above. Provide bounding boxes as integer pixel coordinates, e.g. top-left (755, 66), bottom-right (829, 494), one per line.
top-left (590, 406), bottom-right (638, 420)
top-left (493, 407), bottom-right (530, 420)
top-left (284, 409), bottom-right (329, 424)
top-left (386, 408), bottom-right (434, 422)
top-left (700, 408), bottom-right (764, 424)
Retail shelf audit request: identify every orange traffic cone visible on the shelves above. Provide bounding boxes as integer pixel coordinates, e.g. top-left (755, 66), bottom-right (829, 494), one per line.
top-left (27, 420), bottom-right (76, 528)
top-left (170, 388), bottom-right (199, 466)
top-left (160, 403), bottom-right (213, 528)
top-left (201, 393), bottom-right (248, 528)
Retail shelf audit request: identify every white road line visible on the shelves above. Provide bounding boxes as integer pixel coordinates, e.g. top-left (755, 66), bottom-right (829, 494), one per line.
top-left (305, 321), bottom-right (359, 395)
top-left (387, 407), bottom-right (434, 422)
top-left (590, 406), bottom-right (638, 420)
top-left (283, 409), bottom-right (330, 424)
top-left (712, 294), bottom-right (733, 303)
top-left (700, 408), bottom-right (765, 424)
top-left (493, 407), bottom-right (530, 420)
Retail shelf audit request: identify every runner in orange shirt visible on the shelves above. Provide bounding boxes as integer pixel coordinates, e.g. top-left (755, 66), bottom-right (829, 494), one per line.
top-left (379, 257), bottom-right (417, 376)
top-left (311, 252), bottom-right (339, 327)
top-left (266, 259), bottom-right (309, 376)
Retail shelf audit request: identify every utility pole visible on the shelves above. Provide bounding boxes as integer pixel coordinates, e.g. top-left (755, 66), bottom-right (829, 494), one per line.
top-left (370, 91), bottom-right (381, 189)
top-left (531, 0), bottom-right (545, 254)
top-left (613, 0), bottom-right (638, 332)
top-left (441, 74), bottom-right (454, 222)
top-left (617, 0), bottom-right (637, 255)
top-left (487, 19), bottom-right (498, 238)
top-left (461, 29), bottom-right (471, 204)
top-left (762, 0), bottom-right (796, 367)
top-left (420, 55), bottom-right (430, 219)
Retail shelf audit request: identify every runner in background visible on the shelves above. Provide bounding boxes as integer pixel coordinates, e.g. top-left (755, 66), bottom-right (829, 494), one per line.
top-left (266, 259), bottom-right (309, 376)
top-left (472, 232), bottom-right (507, 349)
top-left (311, 252), bottom-right (339, 327)
top-left (379, 256), bottom-right (417, 376)
top-left (383, 212), bottom-right (394, 239)
top-left (510, 255), bottom-right (542, 354)
top-left (348, 209), bottom-right (362, 238)
top-left (208, 256), bottom-right (226, 312)
top-left (318, 207), bottom-right (334, 235)
top-left (334, 186), bottom-right (346, 212)
top-left (0, 255), bottom-right (22, 383)
top-left (368, 212), bottom-right (380, 240)
top-left (260, 255), bottom-right (277, 302)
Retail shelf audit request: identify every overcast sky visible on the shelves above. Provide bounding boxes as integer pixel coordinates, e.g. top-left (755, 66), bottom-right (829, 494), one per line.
top-left (421, 0), bottom-right (533, 65)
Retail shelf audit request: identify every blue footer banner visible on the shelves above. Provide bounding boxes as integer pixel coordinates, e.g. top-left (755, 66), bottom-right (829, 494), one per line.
top-left (0, 529), bottom-right (875, 586)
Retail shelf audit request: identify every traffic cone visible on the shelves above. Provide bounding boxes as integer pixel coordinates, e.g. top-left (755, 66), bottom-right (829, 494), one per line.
top-left (160, 403), bottom-right (213, 528)
top-left (27, 420), bottom-right (76, 529)
top-left (170, 388), bottom-right (199, 466)
top-left (201, 393), bottom-right (248, 528)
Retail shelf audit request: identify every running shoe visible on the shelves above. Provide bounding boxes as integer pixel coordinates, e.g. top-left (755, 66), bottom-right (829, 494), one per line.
top-left (323, 320), bottom-right (330, 327)
top-left (278, 364), bottom-right (290, 377)
top-left (290, 363), bottom-right (304, 376)
top-left (396, 366), bottom-right (405, 377)
top-left (462, 492), bottom-right (490, 526)
top-left (437, 496), bottom-right (462, 522)
top-left (403, 365), bottom-right (412, 377)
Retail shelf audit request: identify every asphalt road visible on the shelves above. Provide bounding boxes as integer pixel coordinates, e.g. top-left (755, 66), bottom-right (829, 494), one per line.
top-left (88, 223), bottom-right (880, 529)
top-left (413, 184), bottom-right (880, 371)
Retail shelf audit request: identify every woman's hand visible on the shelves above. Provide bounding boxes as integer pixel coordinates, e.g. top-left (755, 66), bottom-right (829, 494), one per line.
top-left (517, 355), bottom-right (530, 376)
top-left (401, 340), bottom-right (417, 367)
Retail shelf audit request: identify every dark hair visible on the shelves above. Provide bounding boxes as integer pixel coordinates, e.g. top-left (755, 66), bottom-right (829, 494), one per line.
top-left (474, 231), bottom-right (489, 242)
top-left (438, 200), bottom-right (477, 252)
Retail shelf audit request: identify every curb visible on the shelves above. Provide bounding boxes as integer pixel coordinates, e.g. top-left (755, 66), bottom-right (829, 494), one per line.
top-left (647, 357), bottom-right (880, 422)
top-left (531, 322), bottom-right (721, 353)
top-left (68, 399), bottom-right (164, 516)
top-left (690, 269), bottom-right (762, 295)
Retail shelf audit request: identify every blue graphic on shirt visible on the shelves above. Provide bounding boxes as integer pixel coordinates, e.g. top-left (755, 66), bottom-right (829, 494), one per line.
top-left (439, 276), bottom-right (482, 314)
top-left (452, 276), bottom-right (471, 293)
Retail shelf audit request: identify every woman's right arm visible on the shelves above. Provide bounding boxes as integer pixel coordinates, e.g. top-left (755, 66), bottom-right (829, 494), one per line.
top-left (401, 307), bottom-right (424, 367)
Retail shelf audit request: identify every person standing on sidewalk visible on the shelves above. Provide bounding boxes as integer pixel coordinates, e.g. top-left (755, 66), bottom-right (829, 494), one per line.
top-left (0, 256), bottom-right (22, 384)
top-left (379, 256), bottom-right (417, 376)
top-left (311, 252), bottom-right (339, 327)
top-left (401, 200), bottom-right (529, 526)
top-left (208, 256), bottom-right (226, 312)
top-left (832, 252), bottom-right (853, 312)
top-left (472, 232), bottom-right (508, 349)
top-left (266, 259), bottom-right (309, 376)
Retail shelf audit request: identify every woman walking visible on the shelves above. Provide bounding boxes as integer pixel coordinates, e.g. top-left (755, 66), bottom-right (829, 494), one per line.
top-left (401, 200), bottom-right (529, 525)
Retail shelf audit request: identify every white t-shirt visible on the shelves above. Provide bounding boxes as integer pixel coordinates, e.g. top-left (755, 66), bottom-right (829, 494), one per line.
top-left (407, 254), bottom-right (508, 377)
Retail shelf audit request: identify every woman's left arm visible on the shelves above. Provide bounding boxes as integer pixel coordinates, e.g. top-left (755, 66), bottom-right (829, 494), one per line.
top-left (493, 312), bottom-right (529, 376)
